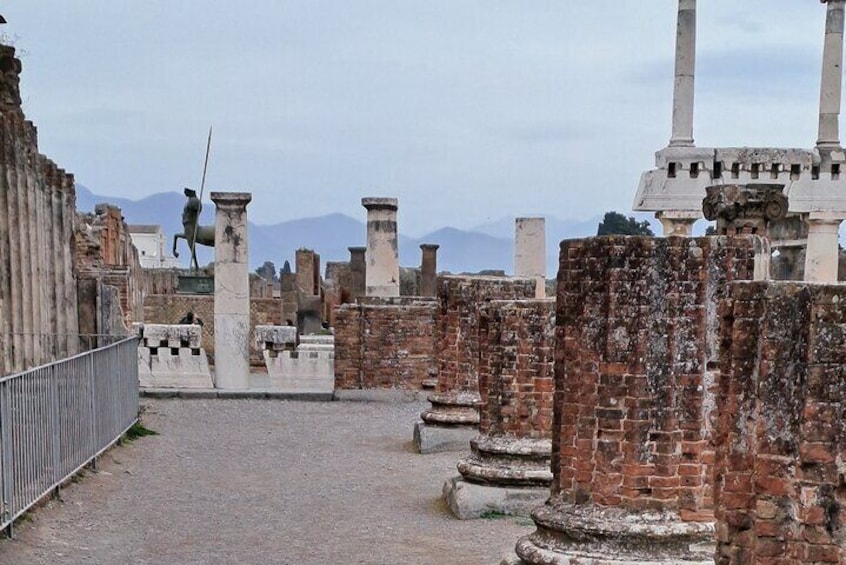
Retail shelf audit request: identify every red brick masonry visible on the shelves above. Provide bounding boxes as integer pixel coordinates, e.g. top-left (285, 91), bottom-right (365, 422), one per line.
top-left (514, 235), bottom-right (759, 564)
top-left (715, 282), bottom-right (846, 564)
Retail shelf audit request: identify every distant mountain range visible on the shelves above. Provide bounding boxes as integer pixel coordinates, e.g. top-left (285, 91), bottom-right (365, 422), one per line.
top-left (76, 185), bottom-right (657, 275)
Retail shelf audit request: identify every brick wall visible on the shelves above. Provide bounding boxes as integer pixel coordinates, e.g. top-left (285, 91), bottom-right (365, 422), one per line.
top-left (715, 282), bottom-right (846, 564)
top-left (435, 276), bottom-right (536, 396)
top-left (553, 236), bottom-right (757, 518)
top-left (478, 299), bottom-right (555, 440)
top-left (144, 294), bottom-right (282, 365)
top-left (334, 297), bottom-right (437, 390)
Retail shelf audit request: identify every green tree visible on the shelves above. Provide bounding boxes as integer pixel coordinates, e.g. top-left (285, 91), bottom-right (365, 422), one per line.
top-left (255, 260), bottom-right (278, 282)
top-left (596, 212), bottom-right (654, 236)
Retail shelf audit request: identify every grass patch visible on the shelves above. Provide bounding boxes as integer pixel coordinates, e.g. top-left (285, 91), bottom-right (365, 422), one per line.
top-left (479, 510), bottom-right (509, 520)
top-left (124, 421), bottom-right (158, 441)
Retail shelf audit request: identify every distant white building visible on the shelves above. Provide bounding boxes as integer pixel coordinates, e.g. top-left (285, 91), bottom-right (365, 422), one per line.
top-left (128, 225), bottom-right (183, 269)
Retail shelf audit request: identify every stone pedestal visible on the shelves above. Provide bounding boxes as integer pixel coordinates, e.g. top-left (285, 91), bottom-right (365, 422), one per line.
top-left (414, 276), bottom-right (535, 454)
top-left (507, 236), bottom-right (759, 565)
top-left (211, 192), bottom-right (252, 389)
top-left (514, 218), bottom-right (546, 298)
top-left (362, 197), bottom-right (399, 297)
top-left (419, 243), bottom-right (439, 298)
top-left (348, 246), bottom-right (366, 300)
top-left (445, 299), bottom-right (554, 519)
top-left (803, 211), bottom-right (842, 282)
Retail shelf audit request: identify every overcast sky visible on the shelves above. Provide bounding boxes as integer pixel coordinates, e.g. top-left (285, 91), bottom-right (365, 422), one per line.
top-left (1, 1), bottom-right (830, 235)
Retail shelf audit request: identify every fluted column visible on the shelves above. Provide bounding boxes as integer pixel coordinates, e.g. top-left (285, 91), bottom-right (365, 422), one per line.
top-left (211, 191), bottom-right (252, 389)
top-left (61, 171), bottom-right (79, 355)
top-left (0, 116), bottom-right (10, 375)
top-left (23, 120), bottom-right (43, 363)
top-left (818, 0), bottom-right (845, 148)
top-left (670, 0), bottom-right (696, 147)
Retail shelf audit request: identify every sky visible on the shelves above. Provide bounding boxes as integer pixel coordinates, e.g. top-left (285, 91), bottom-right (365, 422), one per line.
top-left (0, 0), bottom-right (830, 236)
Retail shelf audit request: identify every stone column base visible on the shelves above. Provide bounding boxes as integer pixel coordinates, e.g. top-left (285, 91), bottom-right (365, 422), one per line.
top-left (457, 436), bottom-right (551, 486)
top-left (413, 420), bottom-right (477, 454)
top-left (420, 391), bottom-right (481, 425)
top-left (511, 501), bottom-right (715, 564)
top-left (443, 476), bottom-right (549, 520)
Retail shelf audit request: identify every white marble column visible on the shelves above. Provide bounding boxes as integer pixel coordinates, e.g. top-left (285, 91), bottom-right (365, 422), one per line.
top-left (804, 212), bottom-right (842, 282)
top-left (670, 0), bottom-right (696, 147)
top-left (362, 197), bottom-right (400, 297)
top-left (514, 217), bottom-right (547, 298)
top-left (212, 192), bottom-right (252, 389)
top-left (818, 0), bottom-right (845, 148)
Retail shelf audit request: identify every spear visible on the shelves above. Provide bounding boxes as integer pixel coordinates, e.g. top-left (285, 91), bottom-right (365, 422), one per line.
top-left (190, 126), bottom-right (213, 271)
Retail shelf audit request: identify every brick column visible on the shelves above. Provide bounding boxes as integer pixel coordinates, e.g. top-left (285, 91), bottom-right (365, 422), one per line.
top-left (414, 275), bottom-right (535, 454)
top-left (419, 244), bottom-right (439, 298)
top-left (445, 299), bottom-right (555, 519)
top-left (715, 282), bottom-right (846, 564)
top-left (211, 191), bottom-right (252, 389)
top-left (348, 246), bottom-right (366, 301)
top-left (510, 236), bottom-right (758, 564)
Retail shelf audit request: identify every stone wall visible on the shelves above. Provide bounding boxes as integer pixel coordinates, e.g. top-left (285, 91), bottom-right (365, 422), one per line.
top-left (715, 282), bottom-right (846, 564)
top-left (0, 43), bottom-right (80, 375)
top-left (144, 294), bottom-right (282, 365)
top-left (334, 297), bottom-right (437, 390)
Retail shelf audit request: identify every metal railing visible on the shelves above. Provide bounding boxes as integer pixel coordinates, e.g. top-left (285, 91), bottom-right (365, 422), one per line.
top-left (0, 337), bottom-right (139, 535)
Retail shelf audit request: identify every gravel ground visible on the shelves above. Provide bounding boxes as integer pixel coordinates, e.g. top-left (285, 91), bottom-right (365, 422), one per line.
top-left (0, 399), bottom-right (533, 565)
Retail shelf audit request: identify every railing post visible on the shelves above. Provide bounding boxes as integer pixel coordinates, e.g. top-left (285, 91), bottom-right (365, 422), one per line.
top-left (48, 362), bottom-right (61, 496)
top-left (87, 350), bottom-right (97, 471)
top-left (0, 382), bottom-right (12, 537)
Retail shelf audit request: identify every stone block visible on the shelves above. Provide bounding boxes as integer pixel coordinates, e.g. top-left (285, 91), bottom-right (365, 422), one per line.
top-left (142, 323), bottom-right (202, 349)
top-left (254, 325), bottom-right (297, 351)
top-left (442, 476), bottom-right (549, 520)
top-left (138, 345), bottom-right (213, 389)
top-left (413, 420), bottom-right (477, 454)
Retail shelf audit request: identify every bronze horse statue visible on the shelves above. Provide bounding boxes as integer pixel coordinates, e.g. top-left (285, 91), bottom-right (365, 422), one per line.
top-left (172, 187), bottom-right (215, 270)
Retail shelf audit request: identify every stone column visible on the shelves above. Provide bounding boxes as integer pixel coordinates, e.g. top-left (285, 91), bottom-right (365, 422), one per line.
top-left (818, 0), bottom-right (845, 148)
top-left (804, 212), bottom-right (842, 282)
top-left (657, 210), bottom-right (698, 236)
top-left (444, 299), bottom-right (554, 520)
top-left (414, 276), bottom-right (536, 454)
top-left (419, 244), bottom-right (439, 298)
top-left (362, 197), bottom-right (399, 297)
top-left (348, 246), bottom-right (366, 300)
top-left (514, 217), bottom-right (546, 298)
top-left (0, 117), bottom-right (10, 375)
top-left (670, 0), bottom-right (696, 147)
top-left (211, 192), bottom-right (252, 389)
top-left (508, 236), bottom-right (760, 565)
top-left (61, 172), bottom-right (79, 356)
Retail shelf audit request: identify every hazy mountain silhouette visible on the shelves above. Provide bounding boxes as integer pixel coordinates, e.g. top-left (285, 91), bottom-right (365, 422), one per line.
top-left (76, 185), bottom-right (626, 275)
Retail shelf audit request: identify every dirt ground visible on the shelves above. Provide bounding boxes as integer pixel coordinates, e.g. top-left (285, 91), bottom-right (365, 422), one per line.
top-left (0, 398), bottom-right (533, 565)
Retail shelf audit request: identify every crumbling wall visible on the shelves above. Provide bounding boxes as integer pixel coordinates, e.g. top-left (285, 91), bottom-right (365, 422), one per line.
top-left (334, 297), bottom-right (437, 390)
top-left (0, 44), bottom-right (79, 375)
top-left (715, 282), bottom-right (846, 564)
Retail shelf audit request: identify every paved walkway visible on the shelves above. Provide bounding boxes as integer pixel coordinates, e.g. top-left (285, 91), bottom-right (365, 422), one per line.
top-left (0, 399), bottom-right (533, 565)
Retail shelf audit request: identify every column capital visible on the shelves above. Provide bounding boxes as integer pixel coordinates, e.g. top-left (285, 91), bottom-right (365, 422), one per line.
top-left (348, 246), bottom-right (366, 254)
top-left (210, 191), bottom-right (252, 209)
top-left (361, 197), bottom-right (398, 211)
top-left (420, 243), bottom-right (440, 251)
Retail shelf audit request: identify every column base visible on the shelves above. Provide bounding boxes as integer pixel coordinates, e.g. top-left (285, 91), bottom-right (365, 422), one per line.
top-left (512, 500), bottom-right (715, 564)
top-left (457, 436), bottom-right (552, 487)
top-left (443, 476), bottom-right (549, 520)
top-left (413, 420), bottom-right (477, 454)
top-left (420, 391), bottom-right (481, 425)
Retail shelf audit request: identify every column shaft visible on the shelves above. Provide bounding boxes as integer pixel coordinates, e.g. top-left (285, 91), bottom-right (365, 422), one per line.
top-left (0, 116), bottom-right (10, 375)
top-left (362, 197), bottom-right (399, 297)
top-left (211, 191), bottom-right (252, 389)
top-left (348, 246), bottom-right (366, 300)
top-left (419, 244), bottom-right (439, 298)
top-left (514, 217), bottom-right (546, 298)
top-left (818, 0), bottom-right (845, 148)
top-left (62, 173), bottom-right (79, 355)
top-left (670, 0), bottom-right (696, 146)
top-left (804, 213), bottom-right (842, 282)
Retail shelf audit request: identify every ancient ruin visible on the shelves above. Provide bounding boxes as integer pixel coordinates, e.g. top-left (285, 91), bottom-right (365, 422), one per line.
top-left (634, 0), bottom-right (846, 283)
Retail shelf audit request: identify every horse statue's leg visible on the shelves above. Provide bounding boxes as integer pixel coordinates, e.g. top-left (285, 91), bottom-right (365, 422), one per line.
top-left (172, 233), bottom-right (184, 258)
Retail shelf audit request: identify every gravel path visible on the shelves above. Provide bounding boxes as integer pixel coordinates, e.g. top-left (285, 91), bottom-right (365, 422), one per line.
top-left (0, 399), bottom-right (533, 565)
